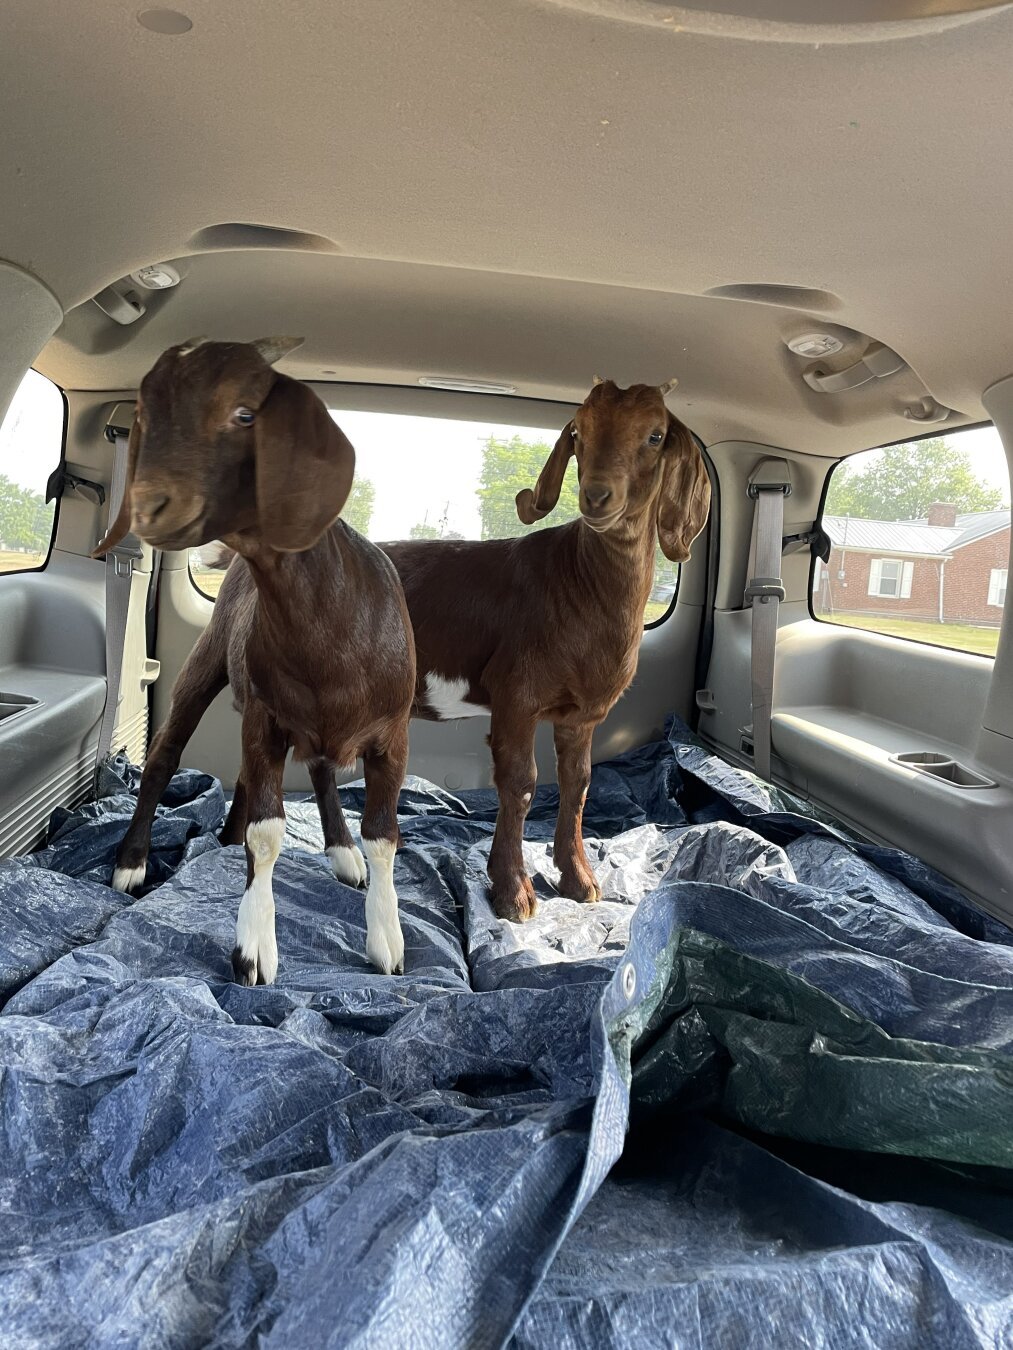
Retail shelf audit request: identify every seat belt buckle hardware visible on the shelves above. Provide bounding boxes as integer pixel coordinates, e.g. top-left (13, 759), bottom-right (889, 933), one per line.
top-left (747, 481), bottom-right (792, 500)
top-left (108, 543), bottom-right (142, 578)
top-left (744, 576), bottom-right (785, 603)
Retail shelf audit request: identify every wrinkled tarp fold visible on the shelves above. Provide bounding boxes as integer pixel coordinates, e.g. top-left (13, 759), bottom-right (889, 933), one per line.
top-left (1, 718), bottom-right (1012, 1348)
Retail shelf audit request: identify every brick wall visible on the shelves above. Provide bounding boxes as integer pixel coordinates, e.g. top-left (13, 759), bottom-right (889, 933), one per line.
top-left (815, 527), bottom-right (1009, 626)
top-left (943, 529), bottom-right (1009, 624)
top-left (818, 548), bottom-right (941, 621)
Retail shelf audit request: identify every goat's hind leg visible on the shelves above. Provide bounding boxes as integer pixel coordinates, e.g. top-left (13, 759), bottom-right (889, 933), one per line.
top-left (487, 707), bottom-right (539, 922)
top-left (111, 625), bottom-right (228, 893)
top-left (232, 703), bottom-right (288, 986)
top-left (553, 722), bottom-right (601, 903)
top-left (219, 776), bottom-right (247, 847)
top-left (309, 758), bottom-right (366, 887)
top-left (360, 727), bottom-right (408, 975)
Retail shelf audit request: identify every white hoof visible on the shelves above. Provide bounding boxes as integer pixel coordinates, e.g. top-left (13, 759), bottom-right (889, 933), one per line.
top-left (366, 917), bottom-right (405, 976)
top-left (112, 863), bottom-right (146, 894)
top-left (327, 843), bottom-right (368, 888)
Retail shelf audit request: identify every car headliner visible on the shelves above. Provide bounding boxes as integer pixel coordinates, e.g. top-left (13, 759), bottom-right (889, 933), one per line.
top-left (5, 0), bottom-right (1013, 455)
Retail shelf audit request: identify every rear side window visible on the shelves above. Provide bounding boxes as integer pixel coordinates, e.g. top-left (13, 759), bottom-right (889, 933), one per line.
top-left (812, 425), bottom-right (1010, 656)
top-left (190, 408), bottom-right (682, 626)
top-left (0, 370), bottom-right (65, 575)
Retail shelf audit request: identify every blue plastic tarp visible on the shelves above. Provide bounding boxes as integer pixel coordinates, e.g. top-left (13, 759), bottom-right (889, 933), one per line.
top-left (2, 718), bottom-right (1013, 1348)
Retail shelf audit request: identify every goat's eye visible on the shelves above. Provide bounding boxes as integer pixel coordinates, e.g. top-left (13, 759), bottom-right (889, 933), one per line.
top-left (233, 407), bottom-right (256, 427)
top-left (647, 430), bottom-right (664, 447)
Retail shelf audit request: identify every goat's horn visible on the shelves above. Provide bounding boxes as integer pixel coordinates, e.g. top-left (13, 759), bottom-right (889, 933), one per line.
top-left (592, 374), bottom-right (605, 386)
top-left (178, 335), bottom-right (209, 354)
top-left (659, 376), bottom-right (679, 395)
top-left (251, 336), bottom-right (305, 366)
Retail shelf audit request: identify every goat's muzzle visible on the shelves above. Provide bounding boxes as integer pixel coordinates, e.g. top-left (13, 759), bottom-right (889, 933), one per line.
top-left (131, 493), bottom-right (209, 549)
top-left (579, 481), bottom-right (625, 531)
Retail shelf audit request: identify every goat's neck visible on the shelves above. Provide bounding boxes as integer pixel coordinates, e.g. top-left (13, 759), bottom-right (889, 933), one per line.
top-left (228, 530), bottom-right (344, 656)
top-left (573, 510), bottom-right (657, 616)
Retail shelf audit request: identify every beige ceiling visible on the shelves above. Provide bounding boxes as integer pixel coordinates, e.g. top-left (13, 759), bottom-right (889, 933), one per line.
top-left (6, 0), bottom-right (1013, 455)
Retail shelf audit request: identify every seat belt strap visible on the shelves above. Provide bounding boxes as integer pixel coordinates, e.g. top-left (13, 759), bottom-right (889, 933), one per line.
top-left (745, 461), bottom-right (791, 782)
top-left (96, 427), bottom-right (141, 766)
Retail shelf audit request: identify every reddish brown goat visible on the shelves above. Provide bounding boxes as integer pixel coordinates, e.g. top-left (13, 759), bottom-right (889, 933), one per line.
top-left (380, 378), bottom-right (711, 919)
top-left (205, 378), bottom-right (710, 919)
top-left (94, 337), bottom-right (415, 984)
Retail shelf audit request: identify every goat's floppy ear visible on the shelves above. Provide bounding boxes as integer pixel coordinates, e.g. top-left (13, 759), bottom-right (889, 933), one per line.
top-left (656, 414), bottom-right (711, 563)
top-left (253, 374), bottom-right (354, 552)
top-left (516, 421), bottom-right (575, 524)
top-left (91, 414), bottom-right (140, 558)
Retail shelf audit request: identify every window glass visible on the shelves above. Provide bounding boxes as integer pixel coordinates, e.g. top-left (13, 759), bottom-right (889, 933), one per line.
top-left (813, 424), bottom-right (1010, 656)
top-left (191, 408), bottom-right (681, 624)
top-left (0, 370), bottom-right (64, 575)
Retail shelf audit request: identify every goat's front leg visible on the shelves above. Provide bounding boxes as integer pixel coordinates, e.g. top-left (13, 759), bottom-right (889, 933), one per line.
top-left (360, 726), bottom-right (408, 975)
top-left (553, 722), bottom-right (602, 904)
top-left (488, 707), bottom-right (539, 922)
top-left (111, 626), bottom-right (228, 893)
top-left (231, 703), bottom-right (288, 986)
top-left (309, 758), bottom-right (367, 888)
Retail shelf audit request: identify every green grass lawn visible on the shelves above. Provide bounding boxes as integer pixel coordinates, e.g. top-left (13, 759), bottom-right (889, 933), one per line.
top-left (190, 566), bottom-right (225, 599)
top-left (825, 611), bottom-right (999, 657)
top-left (0, 548), bottom-right (46, 572)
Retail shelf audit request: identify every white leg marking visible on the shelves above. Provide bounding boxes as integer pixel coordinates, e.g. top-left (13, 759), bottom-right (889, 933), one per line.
top-left (362, 837), bottom-right (404, 975)
top-left (235, 817), bottom-right (284, 985)
top-left (424, 672), bottom-right (490, 721)
top-left (112, 863), bottom-right (146, 894)
top-left (327, 843), bottom-right (368, 887)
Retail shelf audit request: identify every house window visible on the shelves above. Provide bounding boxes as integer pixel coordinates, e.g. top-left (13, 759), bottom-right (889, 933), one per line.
top-left (868, 558), bottom-right (913, 599)
top-left (988, 568), bottom-right (1007, 608)
top-left (813, 422), bottom-right (1010, 656)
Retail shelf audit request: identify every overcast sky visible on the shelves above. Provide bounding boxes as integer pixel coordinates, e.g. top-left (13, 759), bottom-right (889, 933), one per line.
top-left (2, 371), bottom-right (1010, 532)
top-left (333, 409), bottom-right (559, 539)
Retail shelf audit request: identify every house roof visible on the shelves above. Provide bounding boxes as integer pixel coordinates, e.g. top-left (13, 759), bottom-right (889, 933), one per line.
top-left (823, 509), bottom-right (1010, 559)
top-left (950, 510), bottom-right (1012, 548)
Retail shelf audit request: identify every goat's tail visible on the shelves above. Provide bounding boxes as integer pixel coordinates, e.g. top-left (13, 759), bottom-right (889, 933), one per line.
top-left (194, 541), bottom-right (235, 570)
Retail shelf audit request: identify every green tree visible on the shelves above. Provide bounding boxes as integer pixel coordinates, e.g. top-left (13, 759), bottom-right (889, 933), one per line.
top-left (340, 477), bottom-right (375, 535)
top-left (827, 439), bottom-right (1004, 521)
top-left (409, 521), bottom-right (441, 540)
top-left (0, 474), bottom-right (52, 551)
top-left (477, 435), bottom-right (581, 539)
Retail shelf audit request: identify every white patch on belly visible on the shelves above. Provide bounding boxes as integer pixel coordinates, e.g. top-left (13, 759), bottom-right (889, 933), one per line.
top-left (424, 672), bottom-right (489, 721)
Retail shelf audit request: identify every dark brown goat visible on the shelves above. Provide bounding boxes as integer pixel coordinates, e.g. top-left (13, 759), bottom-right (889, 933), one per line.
top-left (94, 338), bottom-right (415, 984)
top-left (381, 378), bottom-right (710, 919)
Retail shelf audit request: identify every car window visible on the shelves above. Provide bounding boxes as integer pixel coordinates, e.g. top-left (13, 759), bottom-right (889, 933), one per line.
top-left (191, 408), bottom-right (680, 625)
top-left (0, 369), bottom-right (65, 575)
top-left (812, 424), bottom-right (1010, 656)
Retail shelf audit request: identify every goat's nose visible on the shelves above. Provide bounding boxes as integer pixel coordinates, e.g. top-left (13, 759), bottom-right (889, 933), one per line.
top-left (133, 491), bottom-right (170, 526)
top-left (582, 484), bottom-right (612, 511)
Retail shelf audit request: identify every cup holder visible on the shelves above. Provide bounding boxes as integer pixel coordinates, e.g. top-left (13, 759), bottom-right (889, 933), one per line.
top-left (894, 752), bottom-right (951, 767)
top-left (890, 750), bottom-right (996, 789)
top-left (0, 692), bottom-right (41, 725)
